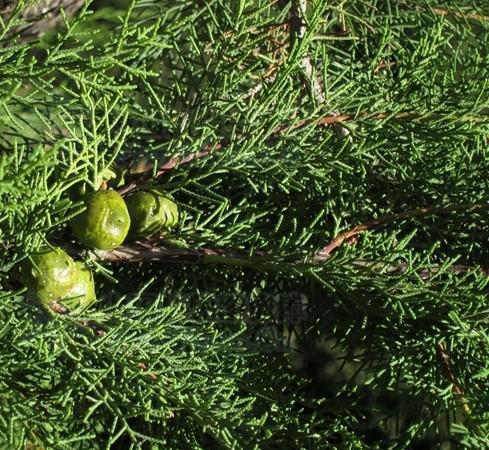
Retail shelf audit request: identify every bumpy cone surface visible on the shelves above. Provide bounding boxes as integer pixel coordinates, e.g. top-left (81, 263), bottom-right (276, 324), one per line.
top-left (126, 188), bottom-right (179, 237)
top-left (62, 261), bottom-right (96, 310)
top-left (70, 189), bottom-right (130, 250)
top-left (19, 247), bottom-right (78, 305)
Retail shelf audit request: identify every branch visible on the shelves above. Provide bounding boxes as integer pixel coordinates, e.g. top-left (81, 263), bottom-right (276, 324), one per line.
top-left (58, 238), bottom-right (489, 283)
top-left (48, 301), bottom-right (107, 336)
top-left (289, 0), bottom-right (350, 139)
top-left (116, 105), bottom-right (488, 200)
top-left (291, 1), bottom-right (324, 100)
top-left (55, 239), bottom-right (270, 267)
top-left (114, 110), bottom-right (442, 195)
top-left (436, 342), bottom-right (471, 416)
top-left (1, 0), bottom-right (84, 39)
top-left (90, 243), bottom-right (259, 266)
top-left (286, 110), bottom-right (459, 132)
top-left (118, 141), bottom-right (225, 196)
top-left (431, 6), bottom-right (489, 23)
top-left (315, 202), bottom-right (489, 259)
top-left (385, 262), bottom-right (489, 280)
top-left (76, 198), bottom-right (489, 273)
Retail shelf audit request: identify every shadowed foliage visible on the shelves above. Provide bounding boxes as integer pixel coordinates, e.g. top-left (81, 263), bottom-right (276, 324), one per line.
top-left (0, 1), bottom-right (489, 448)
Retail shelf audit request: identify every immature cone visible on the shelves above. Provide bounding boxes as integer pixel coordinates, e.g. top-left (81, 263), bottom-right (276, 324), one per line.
top-left (70, 189), bottom-right (130, 250)
top-left (18, 247), bottom-right (78, 306)
top-left (126, 188), bottom-right (179, 237)
top-left (19, 249), bottom-right (96, 311)
top-left (62, 262), bottom-right (96, 310)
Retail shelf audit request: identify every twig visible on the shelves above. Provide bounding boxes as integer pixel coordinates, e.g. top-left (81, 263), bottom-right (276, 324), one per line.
top-left (289, 0), bottom-right (350, 139)
top-left (315, 202), bottom-right (489, 259)
top-left (112, 112), bottom-right (389, 192)
top-left (301, 110), bottom-right (434, 130)
top-left (431, 7), bottom-right (489, 23)
top-left (1, 0), bottom-right (84, 40)
top-left (292, 0), bottom-right (325, 103)
top-left (118, 141), bottom-right (225, 196)
top-left (117, 107), bottom-right (488, 196)
top-left (373, 60), bottom-right (396, 74)
top-left (49, 301), bottom-right (107, 336)
top-left (59, 239), bottom-right (489, 283)
top-left (436, 342), bottom-right (471, 415)
top-left (89, 243), bottom-right (269, 267)
top-left (115, 112), bottom-right (352, 196)
top-left (385, 262), bottom-right (489, 280)
top-left (290, 0), bottom-right (350, 138)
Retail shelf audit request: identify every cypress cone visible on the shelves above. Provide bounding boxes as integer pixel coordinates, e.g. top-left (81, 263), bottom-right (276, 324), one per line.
top-left (70, 189), bottom-right (131, 250)
top-left (126, 188), bottom-right (179, 237)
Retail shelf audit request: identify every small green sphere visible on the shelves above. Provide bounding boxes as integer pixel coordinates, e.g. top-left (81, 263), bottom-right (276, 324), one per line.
top-left (126, 189), bottom-right (179, 237)
top-left (70, 189), bottom-right (130, 250)
top-left (62, 262), bottom-right (96, 310)
top-left (19, 247), bottom-right (78, 305)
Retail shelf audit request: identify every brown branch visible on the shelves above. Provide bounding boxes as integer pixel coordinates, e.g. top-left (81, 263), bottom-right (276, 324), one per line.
top-left (52, 199), bottom-right (489, 282)
top-left (115, 101), bottom-right (486, 198)
top-left (436, 342), bottom-right (471, 415)
top-left (1, 0), bottom-right (84, 40)
top-left (120, 106), bottom-right (472, 191)
top-left (373, 60), bottom-right (395, 74)
top-left (317, 110), bottom-right (429, 126)
top-left (91, 243), bottom-right (232, 264)
top-left (115, 110), bottom-right (429, 195)
top-left (269, 110), bottom-right (439, 138)
top-left (118, 141), bottom-right (225, 196)
top-left (431, 7), bottom-right (489, 23)
top-left (315, 202), bottom-right (489, 260)
top-left (386, 262), bottom-right (489, 280)
top-left (58, 239), bottom-right (489, 284)
top-left (288, 0), bottom-right (350, 139)
top-left (56, 239), bottom-right (268, 267)
top-left (48, 301), bottom-right (107, 336)
top-left (407, 2), bottom-right (489, 22)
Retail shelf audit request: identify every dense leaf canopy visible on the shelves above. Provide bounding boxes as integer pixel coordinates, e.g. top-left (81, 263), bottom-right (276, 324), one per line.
top-left (1, 0), bottom-right (489, 448)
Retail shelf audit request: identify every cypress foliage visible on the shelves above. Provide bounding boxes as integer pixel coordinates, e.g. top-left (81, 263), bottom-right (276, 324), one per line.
top-left (1, 0), bottom-right (489, 448)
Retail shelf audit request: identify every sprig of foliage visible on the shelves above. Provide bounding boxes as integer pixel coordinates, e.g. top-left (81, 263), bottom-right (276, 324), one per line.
top-left (1, 0), bottom-right (489, 448)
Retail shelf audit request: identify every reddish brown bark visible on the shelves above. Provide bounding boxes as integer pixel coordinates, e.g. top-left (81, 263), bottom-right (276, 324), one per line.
top-left (1, 0), bottom-right (84, 38)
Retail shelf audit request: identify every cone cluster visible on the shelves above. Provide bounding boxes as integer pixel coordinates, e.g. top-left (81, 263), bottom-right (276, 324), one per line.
top-left (20, 187), bottom-right (179, 312)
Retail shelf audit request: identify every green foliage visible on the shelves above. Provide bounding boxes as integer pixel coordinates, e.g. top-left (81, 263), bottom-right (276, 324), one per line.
top-left (1, 0), bottom-right (489, 448)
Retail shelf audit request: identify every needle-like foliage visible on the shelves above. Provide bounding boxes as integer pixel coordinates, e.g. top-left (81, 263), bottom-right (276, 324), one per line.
top-left (1, 0), bottom-right (489, 448)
